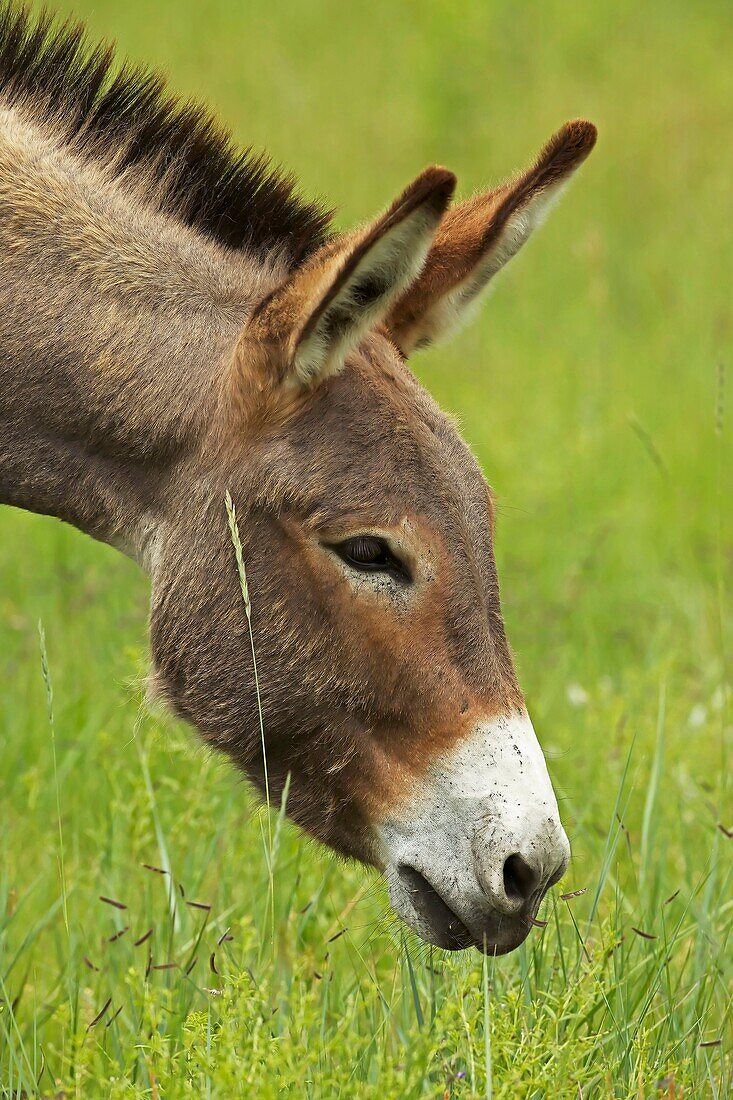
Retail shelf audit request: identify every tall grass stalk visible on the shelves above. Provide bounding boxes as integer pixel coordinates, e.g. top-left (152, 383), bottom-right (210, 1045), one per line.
top-left (225, 491), bottom-right (274, 945)
top-left (714, 362), bottom-right (729, 807)
top-left (639, 680), bottom-right (665, 896)
top-left (37, 622), bottom-right (68, 936)
top-left (136, 726), bottom-right (180, 934)
top-left (483, 946), bottom-right (493, 1100)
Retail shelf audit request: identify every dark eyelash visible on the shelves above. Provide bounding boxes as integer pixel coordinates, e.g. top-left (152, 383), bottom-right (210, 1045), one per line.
top-left (329, 536), bottom-right (411, 583)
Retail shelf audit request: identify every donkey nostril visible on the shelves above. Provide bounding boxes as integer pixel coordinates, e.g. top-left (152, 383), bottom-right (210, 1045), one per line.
top-left (502, 853), bottom-right (540, 903)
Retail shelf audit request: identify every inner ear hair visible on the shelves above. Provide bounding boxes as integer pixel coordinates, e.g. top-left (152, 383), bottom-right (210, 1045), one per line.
top-left (291, 165), bottom-right (456, 385)
top-left (387, 119), bottom-right (597, 354)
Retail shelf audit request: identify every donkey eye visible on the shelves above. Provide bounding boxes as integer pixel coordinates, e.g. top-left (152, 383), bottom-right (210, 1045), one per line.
top-left (331, 536), bottom-right (410, 581)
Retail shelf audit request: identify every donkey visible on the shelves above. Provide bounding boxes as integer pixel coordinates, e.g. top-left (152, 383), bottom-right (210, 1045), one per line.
top-left (0, 5), bottom-right (596, 954)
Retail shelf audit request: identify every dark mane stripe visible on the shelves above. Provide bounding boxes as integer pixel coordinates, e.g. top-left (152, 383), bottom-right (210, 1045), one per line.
top-left (0, 3), bottom-right (332, 264)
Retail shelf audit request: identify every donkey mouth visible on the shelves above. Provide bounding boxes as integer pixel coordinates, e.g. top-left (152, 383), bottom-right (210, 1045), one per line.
top-left (396, 865), bottom-right (482, 951)
top-left (393, 864), bottom-right (535, 954)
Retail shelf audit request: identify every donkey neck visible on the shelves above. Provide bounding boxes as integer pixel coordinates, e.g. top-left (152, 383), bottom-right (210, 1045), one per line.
top-left (0, 107), bottom-right (278, 562)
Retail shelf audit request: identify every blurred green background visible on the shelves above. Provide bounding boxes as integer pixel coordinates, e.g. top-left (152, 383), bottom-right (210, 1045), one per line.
top-left (1, 1), bottom-right (731, 1095)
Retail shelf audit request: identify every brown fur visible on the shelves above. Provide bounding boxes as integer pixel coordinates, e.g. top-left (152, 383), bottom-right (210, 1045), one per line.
top-left (0, 5), bottom-right (595, 867)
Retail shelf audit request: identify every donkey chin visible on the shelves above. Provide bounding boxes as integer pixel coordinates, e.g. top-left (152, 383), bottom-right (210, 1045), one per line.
top-left (377, 711), bottom-right (570, 953)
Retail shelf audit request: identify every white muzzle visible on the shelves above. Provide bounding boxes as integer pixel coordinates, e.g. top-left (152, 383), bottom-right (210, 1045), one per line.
top-left (378, 710), bottom-right (570, 952)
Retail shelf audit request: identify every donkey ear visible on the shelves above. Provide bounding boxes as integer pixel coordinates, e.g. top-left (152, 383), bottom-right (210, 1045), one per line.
top-left (386, 120), bottom-right (597, 354)
top-left (245, 166), bottom-right (456, 388)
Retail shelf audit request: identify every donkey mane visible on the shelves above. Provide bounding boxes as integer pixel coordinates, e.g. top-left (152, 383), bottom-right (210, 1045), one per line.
top-left (0, 3), bottom-right (332, 265)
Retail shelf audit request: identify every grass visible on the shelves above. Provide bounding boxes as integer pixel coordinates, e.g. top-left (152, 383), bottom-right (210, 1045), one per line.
top-left (1, 0), bottom-right (731, 1095)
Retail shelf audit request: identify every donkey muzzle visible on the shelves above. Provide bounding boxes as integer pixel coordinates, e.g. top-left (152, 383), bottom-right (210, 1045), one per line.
top-left (378, 711), bottom-right (570, 953)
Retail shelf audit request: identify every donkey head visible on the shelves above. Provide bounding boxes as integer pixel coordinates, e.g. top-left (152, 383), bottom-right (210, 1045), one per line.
top-left (150, 120), bottom-right (596, 953)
